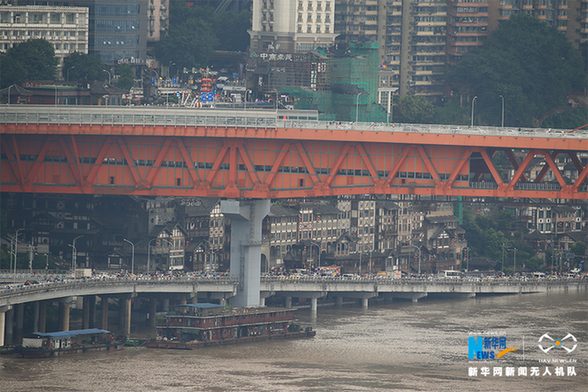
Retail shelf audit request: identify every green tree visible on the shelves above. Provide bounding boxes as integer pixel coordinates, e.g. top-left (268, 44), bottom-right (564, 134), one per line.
top-left (1, 39), bottom-right (57, 88)
top-left (446, 14), bottom-right (586, 127)
top-left (432, 98), bottom-right (469, 125)
top-left (395, 95), bottom-right (435, 123)
top-left (63, 52), bottom-right (109, 82)
top-left (214, 10), bottom-right (251, 51)
top-left (116, 63), bottom-right (135, 92)
top-left (154, 4), bottom-right (218, 69)
top-left (570, 241), bottom-right (586, 256)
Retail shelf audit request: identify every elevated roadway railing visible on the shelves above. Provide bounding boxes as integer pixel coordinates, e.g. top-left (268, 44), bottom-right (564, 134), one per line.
top-left (0, 277), bottom-right (238, 307)
top-left (1, 106), bottom-right (586, 141)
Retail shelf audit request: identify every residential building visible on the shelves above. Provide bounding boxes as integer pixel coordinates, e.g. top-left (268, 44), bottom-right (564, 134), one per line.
top-left (249, 0), bottom-right (338, 53)
top-left (0, 5), bottom-right (89, 75)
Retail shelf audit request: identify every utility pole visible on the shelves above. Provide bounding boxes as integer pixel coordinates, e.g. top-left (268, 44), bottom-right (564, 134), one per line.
top-left (501, 243), bottom-right (505, 274)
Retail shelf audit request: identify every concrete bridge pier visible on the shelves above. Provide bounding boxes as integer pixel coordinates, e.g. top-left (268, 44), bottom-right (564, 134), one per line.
top-left (221, 199), bottom-right (270, 308)
top-left (100, 296), bottom-right (109, 330)
top-left (260, 292), bottom-right (274, 307)
top-left (58, 297), bottom-right (75, 331)
top-left (149, 299), bottom-right (157, 328)
top-left (0, 305), bottom-right (12, 347)
top-left (33, 301), bottom-right (39, 333)
top-left (118, 295), bottom-right (134, 336)
top-left (335, 296), bottom-right (343, 307)
top-left (285, 296), bottom-right (292, 308)
top-left (38, 301), bottom-right (46, 333)
top-left (162, 299), bottom-right (170, 312)
top-left (82, 296), bottom-right (96, 329)
top-left (15, 303), bottom-right (24, 344)
top-left (191, 290), bottom-right (198, 304)
top-left (391, 293), bottom-right (428, 303)
top-left (5, 307), bottom-right (13, 345)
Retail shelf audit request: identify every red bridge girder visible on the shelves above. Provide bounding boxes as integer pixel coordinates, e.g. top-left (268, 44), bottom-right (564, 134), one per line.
top-left (1, 130), bottom-right (586, 200)
top-left (1, 106), bottom-right (587, 199)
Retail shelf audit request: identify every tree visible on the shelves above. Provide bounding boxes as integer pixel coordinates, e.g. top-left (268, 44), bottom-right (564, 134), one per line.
top-left (63, 52), bottom-right (109, 82)
top-left (395, 95), bottom-right (435, 123)
top-left (0, 39), bottom-right (57, 88)
top-left (570, 241), bottom-right (586, 257)
top-left (154, 4), bottom-right (218, 69)
top-left (432, 98), bottom-right (469, 125)
top-left (116, 63), bottom-right (135, 92)
top-left (214, 10), bottom-right (251, 52)
top-left (446, 14), bottom-right (586, 127)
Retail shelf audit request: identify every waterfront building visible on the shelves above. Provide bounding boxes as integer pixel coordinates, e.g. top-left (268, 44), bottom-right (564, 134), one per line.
top-left (0, 5), bottom-right (89, 76)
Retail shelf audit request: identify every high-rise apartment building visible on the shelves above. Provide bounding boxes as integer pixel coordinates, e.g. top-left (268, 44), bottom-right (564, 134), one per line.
top-left (249, 0), bottom-right (338, 53)
top-left (7, 0), bottom-right (148, 65)
top-left (0, 5), bottom-right (89, 75)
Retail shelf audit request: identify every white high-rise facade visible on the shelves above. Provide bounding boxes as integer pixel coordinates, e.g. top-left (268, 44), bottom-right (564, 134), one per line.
top-left (249, 0), bottom-right (338, 53)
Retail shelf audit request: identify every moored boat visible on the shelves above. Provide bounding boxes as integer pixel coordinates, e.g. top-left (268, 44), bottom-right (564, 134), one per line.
top-left (18, 329), bottom-right (126, 358)
top-left (146, 303), bottom-right (315, 350)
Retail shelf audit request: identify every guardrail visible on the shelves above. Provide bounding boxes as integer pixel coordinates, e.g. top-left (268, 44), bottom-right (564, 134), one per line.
top-left (2, 106), bottom-right (585, 140)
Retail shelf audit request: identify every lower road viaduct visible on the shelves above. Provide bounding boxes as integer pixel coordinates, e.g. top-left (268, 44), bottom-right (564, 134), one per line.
top-left (1, 277), bottom-right (586, 347)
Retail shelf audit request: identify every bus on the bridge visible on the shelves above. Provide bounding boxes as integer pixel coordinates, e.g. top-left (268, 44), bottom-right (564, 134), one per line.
top-left (441, 270), bottom-right (464, 279)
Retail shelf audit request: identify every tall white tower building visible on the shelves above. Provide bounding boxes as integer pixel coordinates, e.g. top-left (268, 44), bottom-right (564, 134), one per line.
top-left (249, 0), bottom-right (337, 53)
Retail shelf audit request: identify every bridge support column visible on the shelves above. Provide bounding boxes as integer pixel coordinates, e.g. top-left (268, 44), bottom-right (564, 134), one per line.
top-left (119, 296), bottom-right (132, 336)
top-left (101, 297), bottom-right (109, 330)
top-left (335, 297), bottom-right (343, 307)
top-left (311, 297), bottom-right (318, 313)
top-left (0, 306), bottom-right (11, 347)
top-left (162, 299), bottom-right (170, 312)
top-left (5, 308), bottom-right (13, 345)
top-left (82, 296), bottom-right (91, 329)
top-left (222, 199), bottom-right (271, 308)
top-left (285, 297), bottom-right (292, 308)
top-left (260, 292), bottom-right (273, 307)
top-left (15, 303), bottom-right (24, 344)
top-left (89, 296), bottom-right (96, 328)
top-left (59, 301), bottom-right (70, 331)
top-left (33, 301), bottom-right (39, 333)
top-left (411, 293), bottom-right (427, 303)
top-left (149, 299), bottom-right (157, 328)
top-left (191, 290), bottom-right (198, 304)
top-left (362, 298), bottom-right (369, 309)
top-left (38, 301), bottom-right (46, 333)
top-left (389, 293), bottom-right (428, 303)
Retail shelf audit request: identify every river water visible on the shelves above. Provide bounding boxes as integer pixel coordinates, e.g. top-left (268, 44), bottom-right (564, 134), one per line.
top-left (1, 290), bottom-right (586, 391)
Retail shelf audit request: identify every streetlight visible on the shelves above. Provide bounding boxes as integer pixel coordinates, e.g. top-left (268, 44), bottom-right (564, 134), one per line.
top-left (355, 92), bottom-right (362, 123)
top-left (407, 244), bottom-right (422, 274)
top-left (470, 96), bottom-right (478, 127)
top-left (7, 84), bottom-right (13, 105)
top-left (103, 69), bottom-right (112, 84)
top-left (310, 241), bottom-right (321, 268)
top-left (123, 238), bottom-right (135, 274)
top-left (67, 66), bottom-right (75, 81)
top-left (69, 235), bottom-right (83, 274)
top-left (12, 228), bottom-right (24, 284)
top-left (500, 95), bottom-right (505, 127)
top-left (148, 238), bottom-right (172, 273)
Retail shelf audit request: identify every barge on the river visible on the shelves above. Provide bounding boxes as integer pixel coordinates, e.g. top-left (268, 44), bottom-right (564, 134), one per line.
top-left (19, 329), bottom-right (126, 358)
top-left (147, 303), bottom-right (315, 349)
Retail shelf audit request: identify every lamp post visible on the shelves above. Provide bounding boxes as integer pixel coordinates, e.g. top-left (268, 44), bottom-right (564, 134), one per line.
top-left (149, 238), bottom-right (172, 273)
top-left (13, 228), bottom-right (24, 284)
top-left (500, 95), bottom-right (505, 127)
top-left (310, 241), bottom-right (321, 268)
top-left (69, 235), bottom-right (83, 274)
top-left (358, 244), bottom-right (363, 276)
top-left (7, 84), bottom-right (13, 105)
top-left (470, 96), bottom-right (478, 127)
top-left (123, 238), bottom-right (135, 274)
top-left (67, 66), bottom-right (75, 81)
top-left (355, 92), bottom-right (362, 123)
top-left (407, 244), bottom-right (422, 275)
top-left (103, 69), bottom-right (112, 84)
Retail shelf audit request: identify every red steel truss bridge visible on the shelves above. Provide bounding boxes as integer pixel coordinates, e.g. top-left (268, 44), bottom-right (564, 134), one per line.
top-left (1, 106), bottom-right (587, 200)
